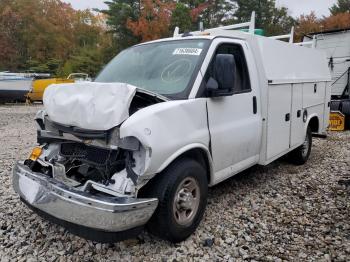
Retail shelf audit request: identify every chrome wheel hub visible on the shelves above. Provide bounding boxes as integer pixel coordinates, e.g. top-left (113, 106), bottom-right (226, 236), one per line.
top-left (173, 177), bottom-right (200, 226)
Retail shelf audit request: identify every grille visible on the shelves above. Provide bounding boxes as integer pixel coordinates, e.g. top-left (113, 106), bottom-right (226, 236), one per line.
top-left (60, 143), bottom-right (111, 165)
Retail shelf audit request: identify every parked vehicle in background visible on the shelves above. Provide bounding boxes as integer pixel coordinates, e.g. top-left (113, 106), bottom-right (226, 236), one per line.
top-left (0, 72), bottom-right (33, 103)
top-left (27, 78), bottom-right (74, 102)
top-left (13, 13), bottom-right (331, 243)
top-left (67, 73), bottom-right (92, 82)
top-left (302, 28), bottom-right (350, 129)
top-left (27, 73), bottom-right (91, 102)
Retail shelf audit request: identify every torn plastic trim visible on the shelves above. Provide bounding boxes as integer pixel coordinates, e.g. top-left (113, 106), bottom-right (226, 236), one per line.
top-left (35, 110), bottom-right (154, 194)
top-left (80, 179), bottom-right (132, 197)
top-left (35, 137), bottom-right (152, 196)
top-left (37, 125), bottom-right (140, 152)
top-left (38, 158), bottom-right (81, 187)
top-left (32, 154), bottom-right (136, 197)
top-left (36, 145), bottom-right (84, 187)
top-left (103, 145), bottom-right (153, 195)
top-left (35, 110), bottom-right (46, 130)
top-left (126, 152), bottom-right (139, 185)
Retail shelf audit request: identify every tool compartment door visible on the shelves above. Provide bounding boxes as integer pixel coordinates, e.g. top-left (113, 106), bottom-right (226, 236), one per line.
top-left (303, 82), bottom-right (326, 108)
top-left (266, 84), bottom-right (292, 159)
top-left (290, 83), bottom-right (305, 148)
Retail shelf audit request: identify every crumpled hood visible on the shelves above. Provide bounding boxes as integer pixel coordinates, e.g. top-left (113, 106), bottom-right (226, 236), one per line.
top-left (43, 82), bottom-right (137, 131)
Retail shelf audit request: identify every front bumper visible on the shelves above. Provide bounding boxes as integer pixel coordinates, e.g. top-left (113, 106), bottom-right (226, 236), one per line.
top-left (13, 162), bottom-right (158, 236)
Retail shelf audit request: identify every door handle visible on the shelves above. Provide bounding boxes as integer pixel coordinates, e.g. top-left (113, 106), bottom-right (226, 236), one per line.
top-left (253, 96), bottom-right (257, 114)
top-left (314, 84), bottom-right (317, 93)
top-left (297, 110), bottom-right (301, 118)
top-left (285, 113), bottom-right (290, 122)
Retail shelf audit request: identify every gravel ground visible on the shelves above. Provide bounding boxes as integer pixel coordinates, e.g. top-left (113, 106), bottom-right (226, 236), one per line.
top-left (0, 105), bottom-right (349, 261)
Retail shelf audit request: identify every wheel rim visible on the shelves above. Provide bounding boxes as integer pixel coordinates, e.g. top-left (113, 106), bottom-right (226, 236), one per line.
top-left (301, 132), bottom-right (310, 158)
top-left (173, 177), bottom-right (200, 226)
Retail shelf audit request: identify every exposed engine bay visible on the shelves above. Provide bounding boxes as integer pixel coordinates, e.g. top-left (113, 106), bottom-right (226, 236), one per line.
top-left (26, 87), bottom-right (166, 198)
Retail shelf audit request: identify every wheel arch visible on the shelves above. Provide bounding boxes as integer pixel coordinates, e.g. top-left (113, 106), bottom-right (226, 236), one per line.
top-left (307, 115), bottom-right (320, 133)
top-left (156, 144), bottom-right (214, 186)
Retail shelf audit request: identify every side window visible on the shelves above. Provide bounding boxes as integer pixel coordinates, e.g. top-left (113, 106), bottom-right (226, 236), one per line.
top-left (203, 43), bottom-right (251, 95)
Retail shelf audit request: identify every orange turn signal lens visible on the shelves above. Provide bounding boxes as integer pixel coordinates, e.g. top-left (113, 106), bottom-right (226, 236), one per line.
top-left (29, 147), bottom-right (42, 161)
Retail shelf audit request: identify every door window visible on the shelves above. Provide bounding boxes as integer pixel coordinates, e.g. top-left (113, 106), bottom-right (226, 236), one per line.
top-left (201, 43), bottom-right (251, 96)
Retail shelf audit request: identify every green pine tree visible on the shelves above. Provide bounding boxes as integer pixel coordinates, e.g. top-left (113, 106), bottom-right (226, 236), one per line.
top-left (234, 0), bottom-right (294, 36)
top-left (330, 0), bottom-right (350, 15)
top-left (100, 1), bottom-right (141, 52)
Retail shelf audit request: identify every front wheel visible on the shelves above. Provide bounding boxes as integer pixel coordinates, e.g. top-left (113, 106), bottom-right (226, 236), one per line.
top-left (288, 126), bottom-right (312, 165)
top-left (142, 158), bottom-right (208, 243)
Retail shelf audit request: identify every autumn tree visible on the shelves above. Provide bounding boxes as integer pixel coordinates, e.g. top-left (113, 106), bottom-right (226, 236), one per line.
top-left (126, 0), bottom-right (175, 42)
top-left (0, 0), bottom-right (112, 76)
top-left (0, 0), bottom-right (72, 70)
top-left (60, 12), bottom-right (114, 77)
top-left (189, 2), bottom-right (211, 25)
top-left (322, 12), bottom-right (350, 29)
top-left (294, 12), bottom-right (321, 42)
top-left (330, 0), bottom-right (350, 15)
top-left (170, 2), bottom-right (209, 33)
top-left (0, 0), bottom-right (79, 71)
top-left (0, 0), bottom-right (21, 70)
top-left (294, 11), bottom-right (350, 42)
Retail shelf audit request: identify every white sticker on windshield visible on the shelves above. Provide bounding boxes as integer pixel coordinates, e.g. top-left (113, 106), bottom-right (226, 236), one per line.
top-left (173, 48), bottom-right (202, 56)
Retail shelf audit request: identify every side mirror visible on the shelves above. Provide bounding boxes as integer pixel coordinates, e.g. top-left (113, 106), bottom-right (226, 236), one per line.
top-left (206, 54), bottom-right (236, 97)
top-left (206, 77), bottom-right (219, 96)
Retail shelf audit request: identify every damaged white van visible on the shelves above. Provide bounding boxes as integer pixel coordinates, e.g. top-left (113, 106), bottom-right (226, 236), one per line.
top-left (13, 18), bottom-right (331, 243)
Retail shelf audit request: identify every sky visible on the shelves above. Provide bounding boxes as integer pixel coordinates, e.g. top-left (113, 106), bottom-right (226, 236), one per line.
top-left (276, 0), bottom-right (337, 17)
top-left (64, 0), bottom-right (338, 18)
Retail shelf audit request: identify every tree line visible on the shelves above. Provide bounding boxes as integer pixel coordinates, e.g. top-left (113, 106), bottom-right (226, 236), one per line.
top-left (0, 0), bottom-right (349, 77)
top-left (0, 0), bottom-right (113, 76)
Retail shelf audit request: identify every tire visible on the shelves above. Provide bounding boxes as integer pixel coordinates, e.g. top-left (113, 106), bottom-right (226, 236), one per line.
top-left (288, 126), bottom-right (312, 165)
top-left (141, 158), bottom-right (208, 243)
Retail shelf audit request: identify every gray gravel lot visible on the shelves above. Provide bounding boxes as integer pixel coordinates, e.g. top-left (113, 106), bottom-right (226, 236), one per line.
top-left (0, 105), bottom-right (349, 261)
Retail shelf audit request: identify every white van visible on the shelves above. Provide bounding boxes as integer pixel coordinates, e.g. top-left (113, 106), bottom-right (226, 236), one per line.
top-left (13, 17), bottom-right (331, 243)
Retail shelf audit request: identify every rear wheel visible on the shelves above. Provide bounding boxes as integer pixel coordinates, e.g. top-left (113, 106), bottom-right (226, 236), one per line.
top-left (288, 126), bottom-right (312, 165)
top-left (141, 158), bottom-right (208, 243)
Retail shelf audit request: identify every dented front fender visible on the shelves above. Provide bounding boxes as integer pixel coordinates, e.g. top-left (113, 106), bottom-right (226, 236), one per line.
top-left (120, 99), bottom-right (210, 175)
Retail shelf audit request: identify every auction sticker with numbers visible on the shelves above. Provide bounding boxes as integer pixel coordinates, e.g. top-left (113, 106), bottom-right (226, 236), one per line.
top-left (173, 48), bottom-right (202, 56)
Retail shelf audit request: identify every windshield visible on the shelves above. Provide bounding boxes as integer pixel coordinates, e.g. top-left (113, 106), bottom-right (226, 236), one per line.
top-left (95, 39), bottom-right (209, 99)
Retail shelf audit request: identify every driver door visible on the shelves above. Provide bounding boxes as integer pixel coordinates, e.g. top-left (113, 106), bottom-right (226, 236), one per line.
top-left (203, 39), bottom-right (262, 184)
